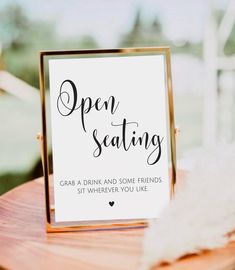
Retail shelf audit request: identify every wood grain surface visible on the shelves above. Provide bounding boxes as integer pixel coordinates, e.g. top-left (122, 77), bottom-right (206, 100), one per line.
top-left (0, 177), bottom-right (235, 270)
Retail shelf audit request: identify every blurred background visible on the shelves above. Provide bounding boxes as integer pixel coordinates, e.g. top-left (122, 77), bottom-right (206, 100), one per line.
top-left (0, 0), bottom-right (235, 195)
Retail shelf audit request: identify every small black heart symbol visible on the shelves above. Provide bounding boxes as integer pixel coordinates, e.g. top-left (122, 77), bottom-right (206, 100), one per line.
top-left (109, 201), bottom-right (114, 207)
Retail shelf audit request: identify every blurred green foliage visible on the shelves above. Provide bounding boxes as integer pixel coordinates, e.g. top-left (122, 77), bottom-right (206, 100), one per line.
top-left (214, 9), bottom-right (235, 56)
top-left (0, 4), bottom-right (98, 88)
top-left (119, 9), bottom-right (202, 57)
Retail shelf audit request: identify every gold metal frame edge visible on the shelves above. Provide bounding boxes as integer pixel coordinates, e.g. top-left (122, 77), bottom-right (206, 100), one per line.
top-left (39, 46), bottom-right (176, 233)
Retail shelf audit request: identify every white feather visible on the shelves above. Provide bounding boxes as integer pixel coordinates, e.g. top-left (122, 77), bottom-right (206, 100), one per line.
top-left (141, 144), bottom-right (235, 269)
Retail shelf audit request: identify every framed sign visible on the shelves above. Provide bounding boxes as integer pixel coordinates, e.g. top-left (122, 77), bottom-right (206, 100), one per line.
top-left (39, 47), bottom-right (176, 232)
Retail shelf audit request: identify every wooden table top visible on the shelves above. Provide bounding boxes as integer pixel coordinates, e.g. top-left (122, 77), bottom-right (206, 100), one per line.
top-left (0, 177), bottom-right (235, 270)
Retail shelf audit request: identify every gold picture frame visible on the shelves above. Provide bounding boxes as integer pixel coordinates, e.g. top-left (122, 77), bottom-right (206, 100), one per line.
top-left (38, 47), bottom-right (177, 233)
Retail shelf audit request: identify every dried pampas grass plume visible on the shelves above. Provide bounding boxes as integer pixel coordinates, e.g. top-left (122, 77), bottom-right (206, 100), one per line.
top-left (141, 144), bottom-right (235, 269)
